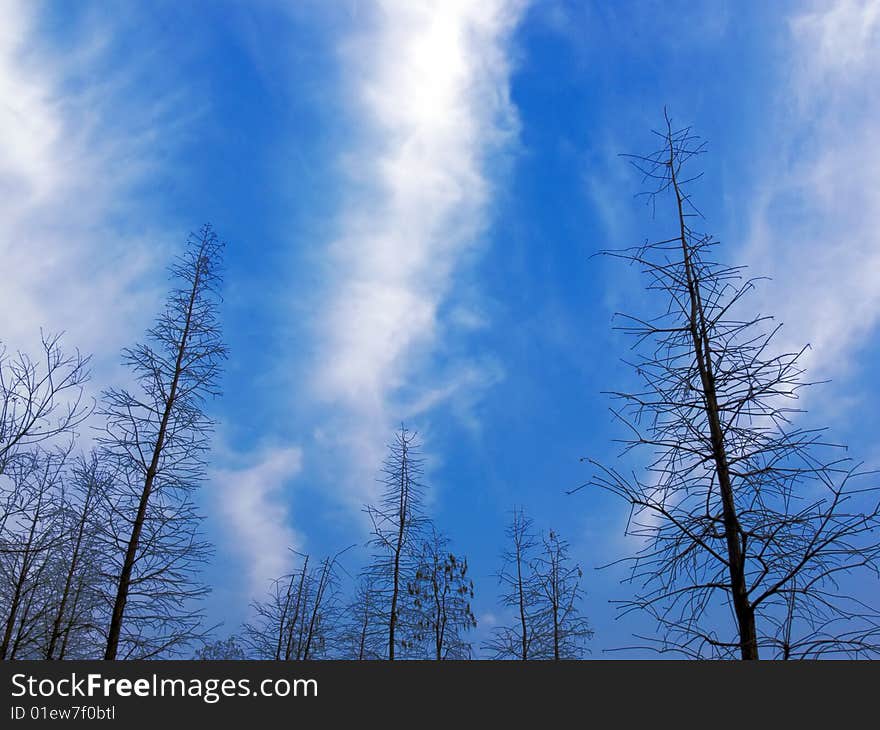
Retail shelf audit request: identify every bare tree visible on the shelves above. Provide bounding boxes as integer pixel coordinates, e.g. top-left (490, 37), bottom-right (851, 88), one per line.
top-left (483, 508), bottom-right (540, 660)
top-left (530, 529), bottom-right (593, 659)
top-left (341, 577), bottom-right (385, 660)
top-left (405, 529), bottom-right (476, 660)
top-left (363, 426), bottom-right (429, 660)
top-left (242, 550), bottom-right (346, 660)
top-left (0, 333), bottom-right (90, 479)
top-left (0, 334), bottom-right (91, 660)
top-left (485, 509), bottom-right (592, 659)
top-left (99, 224), bottom-right (227, 659)
top-left (45, 453), bottom-right (110, 659)
top-left (584, 111), bottom-right (880, 659)
top-left (0, 447), bottom-right (69, 659)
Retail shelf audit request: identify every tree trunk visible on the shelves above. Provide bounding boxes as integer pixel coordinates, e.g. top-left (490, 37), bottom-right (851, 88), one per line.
top-left (47, 478), bottom-right (95, 659)
top-left (104, 260), bottom-right (202, 660)
top-left (0, 499), bottom-right (42, 659)
top-left (388, 442), bottom-right (409, 660)
top-left (668, 124), bottom-right (759, 660)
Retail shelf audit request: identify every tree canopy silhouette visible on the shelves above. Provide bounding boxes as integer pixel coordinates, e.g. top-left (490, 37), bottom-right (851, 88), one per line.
top-left (583, 112), bottom-right (880, 659)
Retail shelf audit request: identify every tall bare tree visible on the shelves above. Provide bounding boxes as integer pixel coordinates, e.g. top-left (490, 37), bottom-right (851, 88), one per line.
top-left (405, 529), bottom-right (476, 659)
top-left (363, 426), bottom-right (429, 660)
top-left (45, 452), bottom-right (110, 659)
top-left (530, 529), bottom-right (593, 659)
top-left (341, 577), bottom-right (384, 660)
top-left (484, 509), bottom-right (591, 659)
top-left (585, 112), bottom-right (880, 659)
top-left (0, 447), bottom-right (69, 659)
top-left (242, 549), bottom-right (346, 660)
top-left (483, 508), bottom-right (539, 660)
top-left (99, 225), bottom-right (227, 659)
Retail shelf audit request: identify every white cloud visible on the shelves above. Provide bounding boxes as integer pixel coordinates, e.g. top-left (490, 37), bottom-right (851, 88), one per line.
top-left (310, 0), bottom-right (525, 498)
top-left (791, 0), bottom-right (879, 83)
top-left (212, 446), bottom-right (304, 597)
top-left (0, 1), bottom-right (187, 375)
top-left (743, 0), bottom-right (880, 385)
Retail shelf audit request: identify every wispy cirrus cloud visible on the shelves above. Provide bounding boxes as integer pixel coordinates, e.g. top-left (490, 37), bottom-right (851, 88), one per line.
top-left (744, 0), bottom-right (880, 386)
top-left (212, 446), bottom-right (304, 597)
top-left (310, 0), bottom-right (525, 499)
top-left (0, 1), bottom-right (190, 370)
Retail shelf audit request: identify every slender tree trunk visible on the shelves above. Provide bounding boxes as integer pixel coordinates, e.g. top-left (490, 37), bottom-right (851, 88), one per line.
top-left (552, 553), bottom-right (560, 661)
top-left (58, 575), bottom-right (86, 660)
top-left (667, 124), bottom-right (758, 660)
top-left (282, 558), bottom-right (308, 660)
top-left (294, 581), bottom-right (311, 660)
top-left (1, 566), bottom-right (27, 659)
top-left (303, 559), bottom-right (330, 660)
top-left (276, 575), bottom-right (295, 661)
top-left (104, 263), bottom-right (202, 661)
top-left (515, 517), bottom-right (529, 660)
top-left (47, 479), bottom-right (95, 659)
top-left (0, 500), bottom-right (42, 659)
top-left (10, 578), bottom-right (41, 659)
top-left (433, 574), bottom-right (443, 660)
top-left (388, 443), bottom-right (409, 660)
top-left (357, 604), bottom-right (369, 660)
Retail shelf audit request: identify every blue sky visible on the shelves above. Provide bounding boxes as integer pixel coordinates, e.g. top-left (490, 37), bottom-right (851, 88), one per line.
top-left (2, 0), bottom-right (879, 656)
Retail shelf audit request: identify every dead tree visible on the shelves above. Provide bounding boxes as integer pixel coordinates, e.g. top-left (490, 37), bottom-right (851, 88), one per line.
top-left (242, 550), bottom-right (345, 660)
top-left (0, 447), bottom-right (68, 659)
top-left (338, 577), bottom-right (387, 660)
top-left (405, 529), bottom-right (476, 659)
top-left (45, 452), bottom-right (110, 659)
top-left (0, 333), bottom-right (90, 479)
top-left (484, 510), bottom-right (592, 659)
top-left (99, 225), bottom-right (227, 659)
top-left (530, 529), bottom-right (593, 659)
top-left (584, 111), bottom-right (880, 659)
top-left (483, 508), bottom-right (540, 659)
top-left (363, 426), bottom-right (429, 660)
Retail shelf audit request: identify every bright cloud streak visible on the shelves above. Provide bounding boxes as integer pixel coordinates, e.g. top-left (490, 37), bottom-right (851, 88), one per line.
top-left (0, 1), bottom-right (183, 371)
top-left (744, 0), bottom-right (880, 385)
top-left (213, 446), bottom-right (304, 597)
top-left (312, 0), bottom-right (525, 495)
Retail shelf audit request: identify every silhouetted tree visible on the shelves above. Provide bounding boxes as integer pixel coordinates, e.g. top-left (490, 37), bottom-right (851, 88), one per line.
top-left (99, 225), bottom-right (227, 659)
top-left (45, 453), bottom-right (111, 659)
top-left (405, 529), bottom-right (476, 659)
top-left (0, 333), bottom-right (90, 479)
top-left (584, 112), bottom-right (880, 659)
top-left (243, 550), bottom-right (345, 660)
top-left (340, 577), bottom-right (384, 660)
top-left (483, 508), bottom-right (540, 660)
top-left (530, 529), bottom-right (592, 659)
top-left (485, 510), bottom-right (592, 659)
top-left (0, 333), bottom-right (91, 660)
top-left (363, 426), bottom-right (429, 659)
top-left (0, 447), bottom-right (69, 659)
